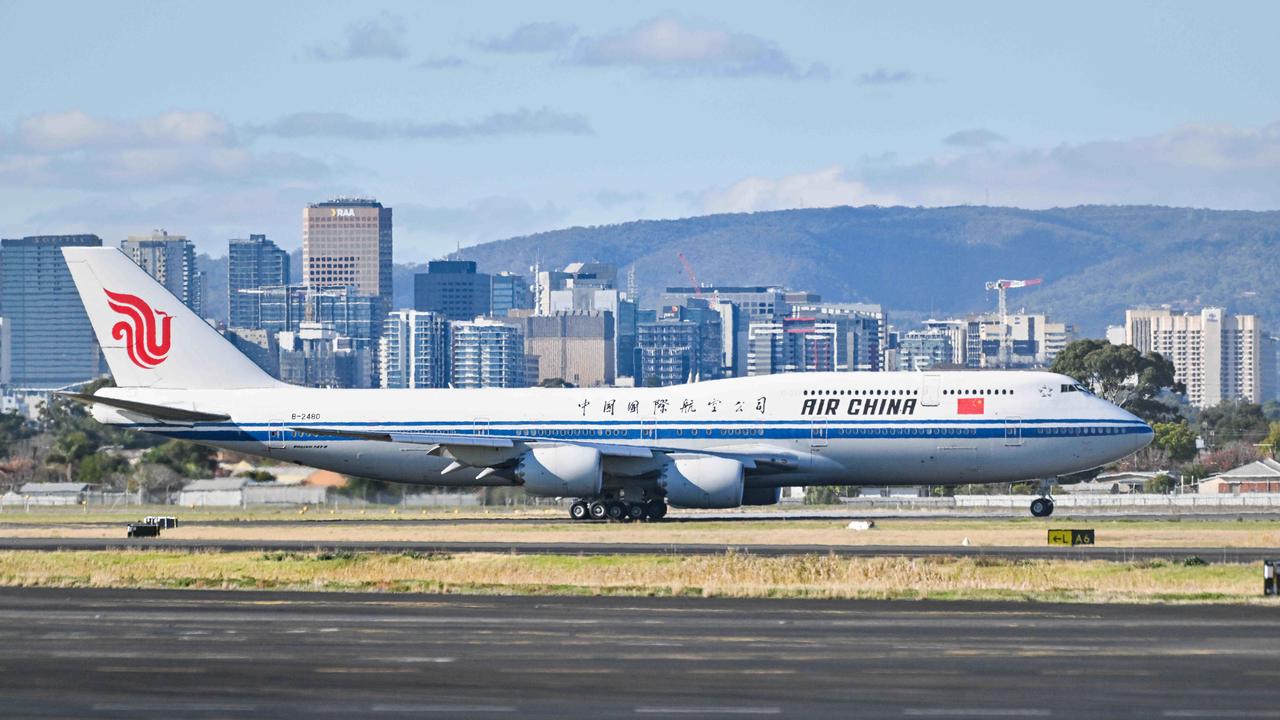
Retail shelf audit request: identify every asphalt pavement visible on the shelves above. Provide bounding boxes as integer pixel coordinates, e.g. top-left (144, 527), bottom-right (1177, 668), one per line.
top-left (0, 587), bottom-right (1276, 718)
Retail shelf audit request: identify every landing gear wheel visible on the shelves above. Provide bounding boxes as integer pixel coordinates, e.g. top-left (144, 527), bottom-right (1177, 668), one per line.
top-left (605, 501), bottom-right (627, 522)
top-left (626, 503), bottom-right (646, 522)
top-left (569, 501), bottom-right (589, 521)
top-left (645, 499), bottom-right (668, 521)
top-left (1030, 497), bottom-right (1055, 518)
top-left (588, 501), bottom-right (608, 521)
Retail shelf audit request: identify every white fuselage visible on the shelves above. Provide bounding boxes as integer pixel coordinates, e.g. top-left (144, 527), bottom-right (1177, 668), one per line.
top-left (96, 370), bottom-right (1152, 492)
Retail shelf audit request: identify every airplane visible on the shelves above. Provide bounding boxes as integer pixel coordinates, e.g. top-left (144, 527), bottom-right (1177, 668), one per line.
top-left (61, 246), bottom-right (1153, 521)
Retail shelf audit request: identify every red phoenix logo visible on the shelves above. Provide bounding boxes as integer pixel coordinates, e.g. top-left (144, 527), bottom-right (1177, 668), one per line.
top-left (104, 289), bottom-right (172, 369)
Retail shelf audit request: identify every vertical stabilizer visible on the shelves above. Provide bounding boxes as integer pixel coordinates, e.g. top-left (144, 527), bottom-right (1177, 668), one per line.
top-left (62, 246), bottom-right (282, 389)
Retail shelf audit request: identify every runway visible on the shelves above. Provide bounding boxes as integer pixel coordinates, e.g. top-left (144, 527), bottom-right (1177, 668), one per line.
top-left (0, 587), bottom-right (1275, 719)
top-left (0, 536), bottom-right (1268, 563)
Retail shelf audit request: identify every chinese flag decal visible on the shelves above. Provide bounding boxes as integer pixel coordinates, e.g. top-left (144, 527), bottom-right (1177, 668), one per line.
top-left (957, 397), bottom-right (985, 415)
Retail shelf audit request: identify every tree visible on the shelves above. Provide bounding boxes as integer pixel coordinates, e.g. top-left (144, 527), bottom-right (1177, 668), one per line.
top-left (0, 412), bottom-right (33, 460)
top-left (45, 431), bottom-right (95, 482)
top-left (141, 441), bottom-right (218, 478)
top-left (1264, 422), bottom-right (1280, 458)
top-left (1143, 473), bottom-right (1176, 494)
top-left (1152, 422), bottom-right (1199, 463)
top-left (1198, 401), bottom-right (1270, 449)
top-left (237, 469), bottom-right (276, 482)
top-left (1049, 340), bottom-right (1184, 423)
top-left (77, 452), bottom-right (128, 487)
top-left (803, 486), bottom-right (841, 505)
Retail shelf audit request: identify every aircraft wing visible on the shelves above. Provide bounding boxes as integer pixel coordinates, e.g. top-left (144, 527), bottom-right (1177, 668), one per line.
top-left (290, 426), bottom-right (800, 471)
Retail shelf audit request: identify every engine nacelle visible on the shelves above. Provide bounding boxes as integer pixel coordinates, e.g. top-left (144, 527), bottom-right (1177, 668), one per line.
top-left (660, 456), bottom-right (744, 509)
top-left (516, 445), bottom-right (603, 497)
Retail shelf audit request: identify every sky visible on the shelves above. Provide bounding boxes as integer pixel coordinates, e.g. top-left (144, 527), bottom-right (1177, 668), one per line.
top-left (1, 0), bottom-right (1278, 260)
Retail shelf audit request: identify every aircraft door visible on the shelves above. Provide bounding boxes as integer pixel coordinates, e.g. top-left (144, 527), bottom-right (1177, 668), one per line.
top-left (641, 417), bottom-right (657, 442)
top-left (1004, 417), bottom-right (1023, 447)
top-left (473, 417), bottom-right (490, 437)
top-left (921, 374), bottom-right (941, 407)
top-left (267, 420), bottom-right (285, 450)
top-left (810, 421), bottom-right (829, 450)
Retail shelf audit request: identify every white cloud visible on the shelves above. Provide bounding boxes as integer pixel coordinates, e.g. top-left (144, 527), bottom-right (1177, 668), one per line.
top-left (701, 166), bottom-right (899, 214)
top-left (0, 110), bottom-right (322, 189)
top-left (308, 14), bottom-right (408, 61)
top-left (572, 17), bottom-right (827, 79)
top-left (248, 108), bottom-right (592, 140)
top-left (477, 22), bottom-right (578, 53)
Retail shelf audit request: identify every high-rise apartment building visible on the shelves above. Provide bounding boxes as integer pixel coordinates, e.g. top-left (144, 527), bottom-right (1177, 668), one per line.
top-left (302, 198), bottom-right (392, 318)
top-left (662, 286), bottom-right (791, 376)
top-left (635, 308), bottom-right (723, 388)
top-left (380, 310), bottom-right (450, 389)
top-left (789, 303), bottom-right (888, 372)
top-left (413, 261), bottom-right (491, 321)
top-left (228, 234), bottom-right (289, 328)
top-left (0, 235), bottom-right (103, 388)
top-left (1125, 307), bottom-right (1269, 407)
top-left (121, 230), bottom-right (203, 317)
top-left (450, 318), bottom-right (525, 388)
top-left (897, 329), bottom-right (955, 371)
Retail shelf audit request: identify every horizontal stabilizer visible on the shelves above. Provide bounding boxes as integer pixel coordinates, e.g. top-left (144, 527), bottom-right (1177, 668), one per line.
top-left (61, 393), bottom-right (230, 423)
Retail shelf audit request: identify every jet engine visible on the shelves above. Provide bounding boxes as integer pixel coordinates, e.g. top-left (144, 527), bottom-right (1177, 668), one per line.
top-left (515, 445), bottom-right (603, 497)
top-left (741, 486), bottom-right (781, 506)
top-left (660, 456), bottom-right (744, 509)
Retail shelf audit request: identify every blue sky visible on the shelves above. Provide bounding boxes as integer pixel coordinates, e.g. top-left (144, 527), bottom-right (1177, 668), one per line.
top-left (2, 0), bottom-right (1278, 259)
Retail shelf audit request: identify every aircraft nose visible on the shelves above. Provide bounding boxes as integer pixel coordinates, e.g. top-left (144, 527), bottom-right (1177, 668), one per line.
top-left (1116, 406), bottom-right (1154, 454)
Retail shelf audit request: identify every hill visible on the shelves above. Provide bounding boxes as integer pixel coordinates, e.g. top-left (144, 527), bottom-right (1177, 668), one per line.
top-left (450, 205), bottom-right (1280, 336)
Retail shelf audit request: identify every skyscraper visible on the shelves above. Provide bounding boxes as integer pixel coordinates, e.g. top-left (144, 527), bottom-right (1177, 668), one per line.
top-left (450, 318), bottom-right (525, 388)
top-left (414, 261), bottom-right (491, 321)
top-left (0, 234), bottom-right (103, 388)
top-left (228, 234), bottom-right (289, 328)
top-left (121, 230), bottom-right (203, 317)
top-left (1125, 307), bottom-right (1268, 407)
top-left (380, 310), bottom-right (450, 389)
top-left (491, 271), bottom-right (533, 316)
top-left (302, 198), bottom-right (392, 317)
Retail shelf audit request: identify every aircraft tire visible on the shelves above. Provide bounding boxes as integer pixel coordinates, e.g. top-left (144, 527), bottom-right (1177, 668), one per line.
top-left (1030, 497), bottom-right (1054, 518)
top-left (589, 501), bottom-right (608, 521)
top-left (645, 499), bottom-right (668, 521)
top-left (569, 501), bottom-right (589, 521)
top-left (626, 503), bottom-right (645, 522)
top-left (605, 501), bottom-right (627, 522)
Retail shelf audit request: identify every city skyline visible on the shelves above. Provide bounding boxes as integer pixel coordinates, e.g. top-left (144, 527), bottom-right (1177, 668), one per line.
top-left (2, 1), bottom-right (1279, 260)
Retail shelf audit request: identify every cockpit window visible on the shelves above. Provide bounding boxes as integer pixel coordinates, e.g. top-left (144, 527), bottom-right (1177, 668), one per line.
top-left (1060, 383), bottom-right (1091, 394)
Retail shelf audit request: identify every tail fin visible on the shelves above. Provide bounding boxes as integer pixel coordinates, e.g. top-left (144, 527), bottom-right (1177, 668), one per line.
top-left (62, 247), bottom-right (283, 390)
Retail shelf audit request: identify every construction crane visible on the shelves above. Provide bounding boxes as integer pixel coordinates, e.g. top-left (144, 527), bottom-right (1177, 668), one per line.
top-left (677, 252), bottom-right (703, 297)
top-left (984, 278), bottom-right (1042, 367)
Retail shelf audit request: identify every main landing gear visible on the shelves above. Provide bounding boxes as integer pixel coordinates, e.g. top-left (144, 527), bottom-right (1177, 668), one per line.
top-left (569, 498), bottom-right (667, 522)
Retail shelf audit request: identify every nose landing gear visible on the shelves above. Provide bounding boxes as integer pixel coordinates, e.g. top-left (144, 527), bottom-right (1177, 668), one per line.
top-left (1029, 479), bottom-right (1055, 517)
top-left (1030, 496), bottom-right (1055, 517)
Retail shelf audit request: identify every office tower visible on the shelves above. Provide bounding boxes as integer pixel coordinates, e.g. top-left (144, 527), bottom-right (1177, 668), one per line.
top-left (535, 262), bottom-right (617, 314)
top-left (0, 235), bottom-right (103, 388)
top-left (234, 285), bottom-right (379, 340)
top-left (1125, 307), bottom-right (1265, 407)
top-left (413, 261), bottom-right (492, 321)
top-left (635, 305), bottom-right (723, 388)
top-left (789, 302), bottom-right (888, 372)
top-left (380, 310), bottom-right (450, 389)
top-left (228, 234), bottom-right (289, 328)
top-left (121, 229), bottom-right (203, 316)
top-left (747, 316), bottom-right (840, 376)
top-left (661, 286), bottom-right (790, 376)
top-left (491, 272), bottom-right (533, 316)
top-left (450, 318), bottom-right (525, 388)
top-left (302, 198), bottom-right (393, 317)
top-left (276, 322), bottom-right (374, 389)
top-left (522, 311), bottom-right (615, 387)
top-left (960, 313), bottom-right (1074, 369)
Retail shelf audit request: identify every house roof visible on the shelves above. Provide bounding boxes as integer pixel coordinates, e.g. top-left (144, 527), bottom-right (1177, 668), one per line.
top-left (181, 478), bottom-right (250, 492)
top-left (1207, 459), bottom-right (1280, 482)
top-left (19, 483), bottom-right (89, 494)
